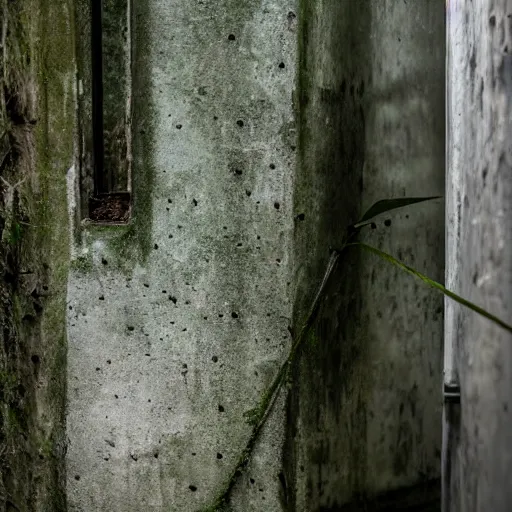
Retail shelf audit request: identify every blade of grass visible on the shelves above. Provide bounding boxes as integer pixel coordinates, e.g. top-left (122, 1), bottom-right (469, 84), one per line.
top-left (353, 197), bottom-right (442, 229)
top-left (348, 242), bottom-right (512, 335)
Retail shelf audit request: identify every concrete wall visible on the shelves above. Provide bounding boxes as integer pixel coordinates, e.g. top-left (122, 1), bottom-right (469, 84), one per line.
top-left (0, 0), bottom-right (74, 510)
top-left (66, 1), bottom-right (297, 511)
top-left (286, 1), bottom-right (445, 510)
top-left (444, 2), bottom-right (512, 511)
top-left (67, 1), bottom-right (445, 511)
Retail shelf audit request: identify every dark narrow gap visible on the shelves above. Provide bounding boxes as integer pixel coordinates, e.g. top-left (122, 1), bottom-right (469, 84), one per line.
top-left (89, 0), bottom-right (131, 223)
top-left (91, 0), bottom-right (106, 196)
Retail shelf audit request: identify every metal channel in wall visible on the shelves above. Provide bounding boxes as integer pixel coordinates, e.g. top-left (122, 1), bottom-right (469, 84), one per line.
top-left (89, 0), bottom-right (132, 224)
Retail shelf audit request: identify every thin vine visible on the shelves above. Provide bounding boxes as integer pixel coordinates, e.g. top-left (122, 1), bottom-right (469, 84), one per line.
top-left (201, 196), bottom-right (512, 511)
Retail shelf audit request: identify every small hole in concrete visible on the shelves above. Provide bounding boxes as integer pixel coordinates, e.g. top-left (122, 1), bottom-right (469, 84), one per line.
top-left (101, 258), bottom-right (108, 265)
top-left (107, 359), bottom-right (111, 364)
top-left (74, 475), bottom-right (80, 481)
top-left (231, 312), bottom-right (239, 319)
top-left (204, 316), bottom-right (208, 320)
top-left (274, 202), bottom-right (280, 210)
top-left (370, 222), bottom-right (377, 229)
top-left (250, 478), bottom-right (255, 484)
top-left (189, 485), bottom-right (197, 492)
top-left (192, 452), bottom-right (196, 456)
top-left (213, 115), bottom-right (218, 120)
top-left (212, 355), bottom-right (218, 362)
top-left (219, 314), bottom-right (224, 318)
top-left (228, 34), bottom-right (236, 40)
top-left (296, 213), bottom-right (305, 221)
top-left (144, 283), bottom-right (149, 288)
top-left (237, 242), bottom-right (243, 247)
top-left (154, 243), bottom-right (159, 250)
top-left (169, 234), bottom-right (173, 238)
top-left (217, 453), bottom-right (223, 459)
top-left (176, 124), bottom-right (182, 129)
top-left (31, 354), bottom-right (40, 364)
top-left (257, 235), bottom-right (261, 240)
top-left (127, 326), bottom-right (135, 331)
top-left (169, 296), bottom-right (177, 304)
top-left (276, 258), bottom-right (281, 263)
top-left (269, 163), bottom-right (276, 169)
top-left (246, 190), bottom-right (252, 196)
top-left (490, 15), bottom-right (496, 26)
top-left (278, 62), bottom-right (285, 68)
top-left (154, 453), bottom-right (159, 458)
top-left (235, 169), bottom-right (243, 176)
top-left (384, 219), bottom-right (392, 227)
top-left (237, 120), bottom-right (244, 127)
top-left (168, 198), bottom-right (172, 203)
top-left (218, 405), bottom-right (225, 412)
top-left (115, 395), bottom-right (119, 399)
top-left (96, 367), bottom-right (100, 371)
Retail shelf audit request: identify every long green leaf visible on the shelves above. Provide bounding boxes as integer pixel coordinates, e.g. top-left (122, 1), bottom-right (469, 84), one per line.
top-left (353, 197), bottom-right (442, 228)
top-left (348, 242), bottom-right (512, 334)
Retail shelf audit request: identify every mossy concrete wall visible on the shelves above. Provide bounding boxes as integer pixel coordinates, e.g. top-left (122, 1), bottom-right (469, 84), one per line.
top-left (286, 0), bottom-right (445, 510)
top-left (0, 0), bottom-right (74, 510)
top-left (66, 1), bottom-right (297, 511)
top-left (66, 0), bottom-right (445, 511)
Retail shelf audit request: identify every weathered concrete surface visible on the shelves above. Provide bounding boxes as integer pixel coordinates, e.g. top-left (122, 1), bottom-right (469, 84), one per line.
top-left (444, 2), bottom-right (512, 511)
top-left (66, 1), bottom-right (297, 511)
top-left (286, 1), bottom-right (445, 510)
top-left (0, 0), bottom-right (74, 510)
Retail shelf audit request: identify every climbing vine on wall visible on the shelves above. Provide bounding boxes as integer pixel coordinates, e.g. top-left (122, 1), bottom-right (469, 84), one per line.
top-left (202, 196), bottom-right (512, 512)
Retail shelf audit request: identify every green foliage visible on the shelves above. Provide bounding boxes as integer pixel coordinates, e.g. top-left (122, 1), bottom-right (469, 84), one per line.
top-left (202, 194), bottom-right (511, 511)
top-left (352, 196), bottom-right (442, 229)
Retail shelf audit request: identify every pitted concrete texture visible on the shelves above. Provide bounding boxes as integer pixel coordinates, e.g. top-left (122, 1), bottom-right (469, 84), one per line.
top-left (66, 1), bottom-right (297, 510)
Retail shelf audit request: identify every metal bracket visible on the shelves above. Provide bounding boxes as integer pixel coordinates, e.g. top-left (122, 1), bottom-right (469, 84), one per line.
top-left (443, 383), bottom-right (461, 404)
